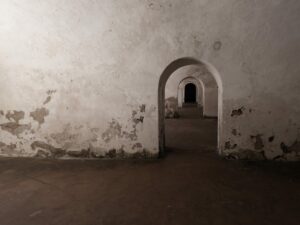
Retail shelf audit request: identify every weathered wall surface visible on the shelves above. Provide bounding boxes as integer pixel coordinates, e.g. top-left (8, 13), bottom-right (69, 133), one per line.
top-left (0, 0), bottom-right (299, 160)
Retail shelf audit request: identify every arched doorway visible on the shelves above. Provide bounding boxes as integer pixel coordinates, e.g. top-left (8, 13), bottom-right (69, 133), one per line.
top-left (158, 57), bottom-right (223, 156)
top-left (184, 83), bottom-right (197, 103)
top-left (177, 77), bottom-right (204, 109)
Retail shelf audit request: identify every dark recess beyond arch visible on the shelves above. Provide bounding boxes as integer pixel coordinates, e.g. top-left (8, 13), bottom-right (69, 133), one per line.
top-left (184, 83), bottom-right (197, 103)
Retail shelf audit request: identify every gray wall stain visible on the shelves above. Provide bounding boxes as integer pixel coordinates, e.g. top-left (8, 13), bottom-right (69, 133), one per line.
top-left (30, 108), bottom-right (49, 125)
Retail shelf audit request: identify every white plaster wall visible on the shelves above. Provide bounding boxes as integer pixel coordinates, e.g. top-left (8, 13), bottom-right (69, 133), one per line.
top-left (0, 0), bottom-right (299, 160)
top-left (204, 87), bottom-right (218, 117)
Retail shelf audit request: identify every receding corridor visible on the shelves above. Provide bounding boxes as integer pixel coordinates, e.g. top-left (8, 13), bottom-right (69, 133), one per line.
top-left (0, 107), bottom-right (299, 225)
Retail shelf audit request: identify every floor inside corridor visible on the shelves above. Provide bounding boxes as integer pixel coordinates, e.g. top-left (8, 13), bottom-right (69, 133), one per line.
top-left (0, 107), bottom-right (300, 225)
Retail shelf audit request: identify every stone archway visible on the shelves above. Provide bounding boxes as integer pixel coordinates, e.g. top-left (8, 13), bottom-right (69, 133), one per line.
top-left (158, 57), bottom-right (223, 156)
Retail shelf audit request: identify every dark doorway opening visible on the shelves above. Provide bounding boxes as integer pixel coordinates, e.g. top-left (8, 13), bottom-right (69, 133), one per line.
top-left (184, 83), bottom-right (196, 103)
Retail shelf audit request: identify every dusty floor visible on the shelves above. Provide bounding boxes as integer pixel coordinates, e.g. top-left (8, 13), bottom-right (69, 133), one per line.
top-left (0, 107), bottom-right (300, 225)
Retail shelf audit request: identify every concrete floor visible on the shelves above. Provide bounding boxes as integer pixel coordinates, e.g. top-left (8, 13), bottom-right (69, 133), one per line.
top-left (0, 107), bottom-right (300, 225)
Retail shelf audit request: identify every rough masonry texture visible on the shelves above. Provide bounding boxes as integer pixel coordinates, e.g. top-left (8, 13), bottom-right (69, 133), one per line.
top-left (0, 0), bottom-right (299, 160)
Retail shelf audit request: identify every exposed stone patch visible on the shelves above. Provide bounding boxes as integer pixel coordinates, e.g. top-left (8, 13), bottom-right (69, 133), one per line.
top-left (35, 150), bottom-right (50, 158)
top-left (132, 143), bottom-right (143, 150)
top-left (269, 136), bottom-right (275, 142)
top-left (225, 141), bottom-right (237, 150)
top-left (0, 122), bottom-right (31, 136)
top-left (226, 149), bottom-right (265, 161)
top-left (0, 110), bottom-right (4, 116)
top-left (231, 107), bottom-right (245, 117)
top-left (50, 124), bottom-right (80, 148)
top-left (102, 107), bottom-right (146, 144)
top-left (116, 149), bottom-right (126, 158)
top-left (280, 142), bottom-right (289, 153)
top-left (131, 149), bottom-right (156, 159)
top-left (43, 96), bottom-right (51, 105)
top-left (122, 130), bottom-right (138, 141)
top-left (0, 141), bottom-right (17, 154)
top-left (133, 116), bottom-right (144, 123)
top-left (31, 141), bottom-right (65, 158)
top-left (29, 139), bottom-right (158, 159)
top-left (44, 90), bottom-right (56, 105)
top-left (128, 109), bottom-right (145, 139)
top-left (106, 149), bottom-right (117, 158)
top-left (96, 147), bottom-right (156, 159)
top-left (251, 135), bottom-right (264, 150)
top-left (5, 110), bottom-right (25, 123)
top-left (231, 129), bottom-right (241, 136)
top-left (232, 129), bottom-right (237, 136)
top-left (30, 107), bottom-right (49, 125)
top-left (280, 141), bottom-right (300, 154)
top-left (47, 90), bottom-right (56, 95)
top-left (67, 149), bottom-right (90, 158)
top-left (132, 109), bottom-right (144, 123)
top-left (89, 146), bottom-right (157, 159)
top-left (102, 120), bottom-right (122, 143)
top-left (139, 104), bottom-right (146, 113)
top-left (91, 148), bottom-right (124, 159)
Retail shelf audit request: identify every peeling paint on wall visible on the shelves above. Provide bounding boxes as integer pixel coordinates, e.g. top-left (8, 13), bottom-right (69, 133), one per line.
top-left (102, 120), bottom-right (122, 143)
top-left (226, 149), bottom-right (266, 161)
top-left (0, 122), bottom-right (31, 136)
top-left (225, 140), bottom-right (237, 150)
top-left (280, 141), bottom-right (300, 154)
top-left (67, 149), bottom-right (90, 158)
top-left (268, 136), bottom-right (275, 142)
top-left (0, 1), bottom-right (299, 161)
top-left (5, 110), bottom-right (25, 123)
top-left (231, 107), bottom-right (245, 117)
top-left (30, 108), bottom-right (49, 125)
top-left (100, 105), bottom-right (147, 153)
top-left (0, 142), bottom-right (17, 155)
top-left (31, 141), bottom-right (65, 158)
top-left (43, 96), bottom-right (51, 105)
top-left (50, 124), bottom-right (80, 149)
top-left (251, 135), bottom-right (264, 150)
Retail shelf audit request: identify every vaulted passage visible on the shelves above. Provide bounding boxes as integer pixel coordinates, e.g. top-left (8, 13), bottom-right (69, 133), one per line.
top-left (159, 58), bottom-right (221, 156)
top-left (162, 60), bottom-right (218, 157)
